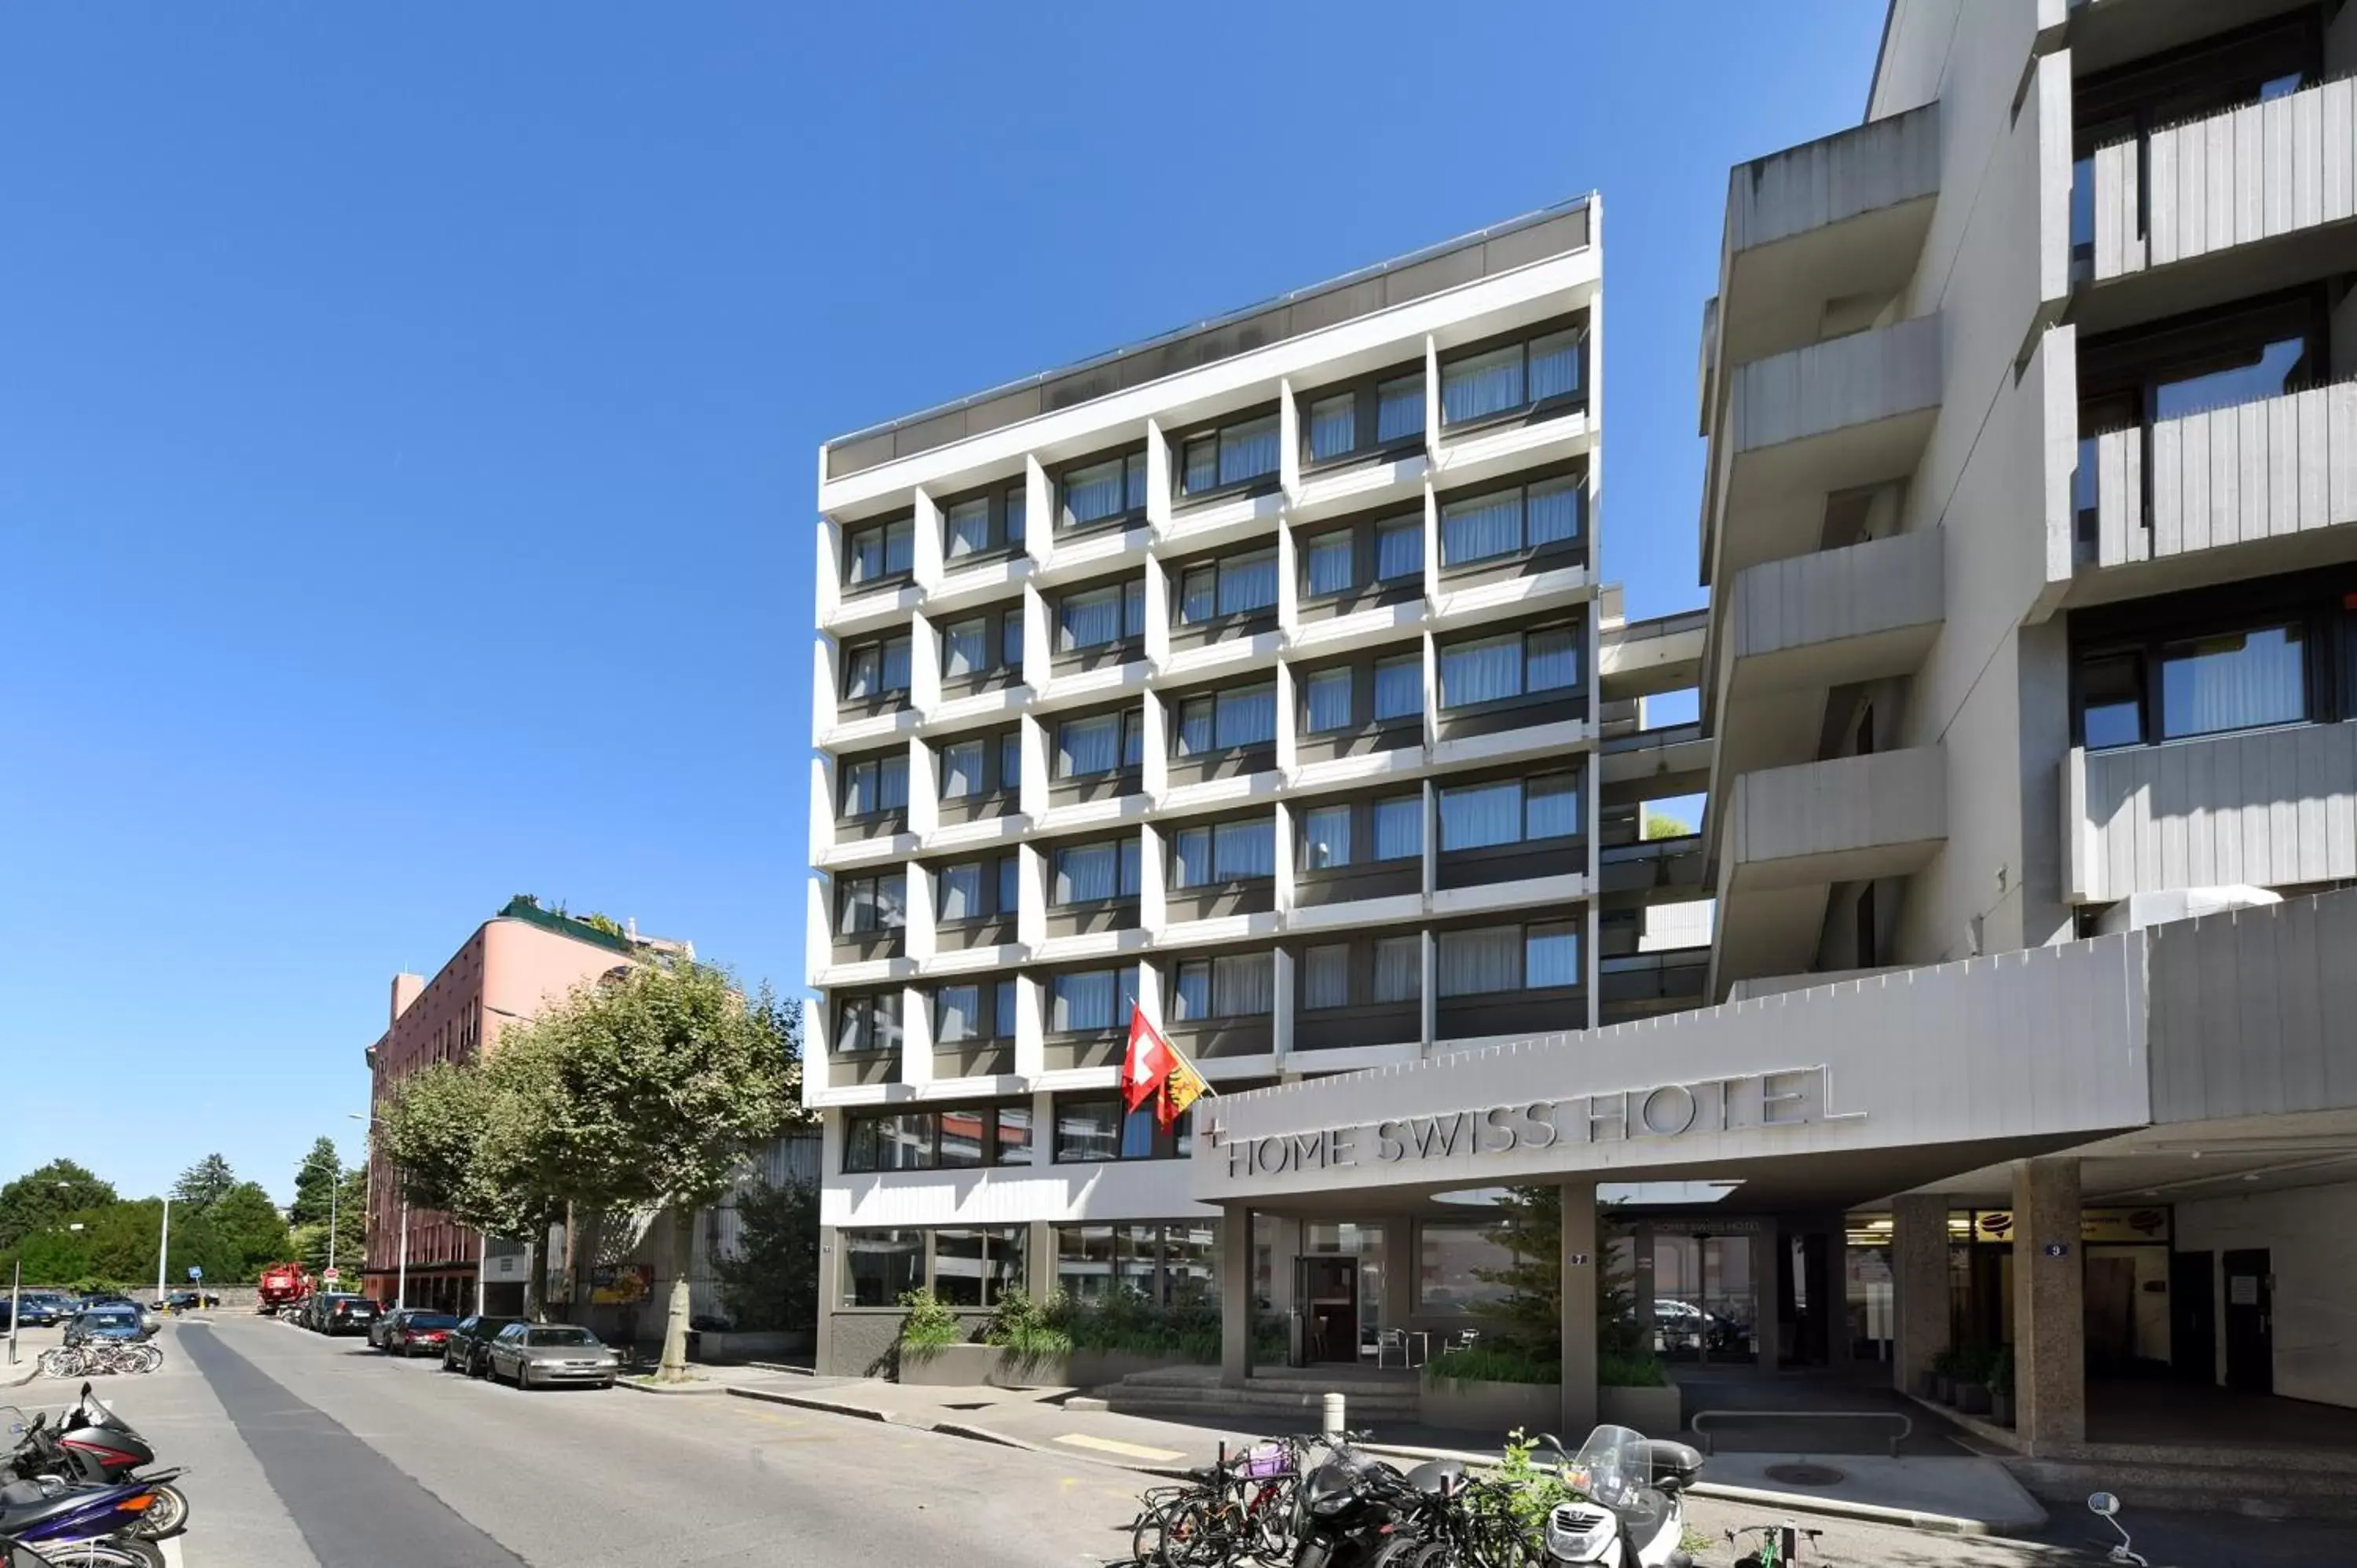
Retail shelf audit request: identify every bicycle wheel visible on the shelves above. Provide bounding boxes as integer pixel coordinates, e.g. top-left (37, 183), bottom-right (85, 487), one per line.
top-left (26, 1539), bottom-right (167, 1567)
top-left (37, 1347), bottom-right (75, 1378)
top-left (1130, 1493), bottom-right (1198, 1567)
top-left (134, 1344), bottom-right (163, 1372)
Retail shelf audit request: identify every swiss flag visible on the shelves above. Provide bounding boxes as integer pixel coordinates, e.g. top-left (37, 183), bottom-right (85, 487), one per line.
top-left (1122, 1006), bottom-right (1175, 1112)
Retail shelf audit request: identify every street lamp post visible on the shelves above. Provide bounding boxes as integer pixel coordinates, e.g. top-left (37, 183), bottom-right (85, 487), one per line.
top-left (155, 1196), bottom-right (171, 1306)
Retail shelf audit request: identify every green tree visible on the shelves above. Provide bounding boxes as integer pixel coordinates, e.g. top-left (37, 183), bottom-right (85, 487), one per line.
top-left (1470, 1187), bottom-right (1644, 1361)
top-left (207, 1181), bottom-right (293, 1278)
top-left (379, 1056), bottom-right (559, 1314)
top-left (289, 1138), bottom-right (343, 1228)
top-left (1642, 812), bottom-right (1694, 841)
top-left (0, 1159), bottom-right (116, 1251)
top-left (171, 1153), bottom-right (237, 1212)
top-left (713, 1180), bottom-right (820, 1334)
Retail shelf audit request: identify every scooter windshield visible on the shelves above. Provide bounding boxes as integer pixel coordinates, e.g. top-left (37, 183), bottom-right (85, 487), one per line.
top-left (1563, 1424), bottom-right (1648, 1511)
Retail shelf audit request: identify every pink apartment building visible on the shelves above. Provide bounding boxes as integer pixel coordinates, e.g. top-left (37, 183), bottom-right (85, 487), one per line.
top-left (362, 898), bottom-right (688, 1313)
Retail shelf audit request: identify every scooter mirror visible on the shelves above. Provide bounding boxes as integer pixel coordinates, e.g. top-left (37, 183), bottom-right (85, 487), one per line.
top-left (2087, 1492), bottom-right (2121, 1517)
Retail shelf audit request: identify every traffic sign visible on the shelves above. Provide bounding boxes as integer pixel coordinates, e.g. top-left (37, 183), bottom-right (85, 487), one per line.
top-left (187, 1266), bottom-right (202, 1281)
top-left (321, 1267), bottom-right (342, 1284)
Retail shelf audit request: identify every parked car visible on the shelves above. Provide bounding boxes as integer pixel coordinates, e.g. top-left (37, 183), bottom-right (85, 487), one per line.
top-left (484, 1323), bottom-right (621, 1389)
top-left (368, 1307), bottom-right (415, 1350)
top-left (12, 1292), bottom-right (71, 1327)
top-left (384, 1312), bottom-right (460, 1357)
top-left (311, 1294), bottom-right (380, 1336)
top-left (441, 1315), bottom-right (526, 1376)
top-left (159, 1288), bottom-right (220, 1313)
top-left (64, 1306), bottom-right (149, 1346)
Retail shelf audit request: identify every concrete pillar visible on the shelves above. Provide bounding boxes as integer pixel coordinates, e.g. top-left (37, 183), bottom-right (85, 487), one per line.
top-left (1027, 1219), bottom-right (1055, 1302)
top-left (2013, 1156), bottom-right (2086, 1453)
top-left (1891, 1195), bottom-right (1948, 1398)
top-left (815, 1225), bottom-right (840, 1376)
top-left (1633, 1222), bottom-right (1656, 1352)
top-left (1220, 1203), bottom-right (1255, 1389)
top-left (1560, 1181), bottom-right (1598, 1437)
top-left (1757, 1225), bottom-right (1785, 1372)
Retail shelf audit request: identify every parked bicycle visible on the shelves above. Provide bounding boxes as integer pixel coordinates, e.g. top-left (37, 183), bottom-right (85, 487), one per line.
top-left (1131, 1432), bottom-right (1332, 1566)
top-left (35, 1344), bottom-right (160, 1380)
top-left (1725, 1520), bottom-right (1826, 1568)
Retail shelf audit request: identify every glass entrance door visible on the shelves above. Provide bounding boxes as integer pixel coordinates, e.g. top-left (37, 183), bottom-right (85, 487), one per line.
top-left (1296, 1256), bottom-right (1359, 1363)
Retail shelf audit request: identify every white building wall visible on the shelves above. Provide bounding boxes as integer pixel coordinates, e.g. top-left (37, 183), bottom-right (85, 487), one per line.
top-left (2179, 1180), bottom-right (2357, 1410)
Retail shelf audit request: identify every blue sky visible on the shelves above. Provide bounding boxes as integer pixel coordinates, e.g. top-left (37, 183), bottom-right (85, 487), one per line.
top-left (0, 4), bottom-right (1884, 1203)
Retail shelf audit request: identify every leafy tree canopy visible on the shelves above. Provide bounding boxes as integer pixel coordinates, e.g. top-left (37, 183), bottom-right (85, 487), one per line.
top-left (0, 1159), bottom-right (116, 1251)
top-left (289, 1138), bottom-right (344, 1228)
top-left (171, 1153), bottom-right (238, 1212)
top-left (714, 1180), bottom-right (819, 1334)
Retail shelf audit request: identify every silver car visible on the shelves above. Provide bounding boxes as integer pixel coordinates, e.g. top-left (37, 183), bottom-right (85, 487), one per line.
top-left (485, 1323), bottom-right (621, 1389)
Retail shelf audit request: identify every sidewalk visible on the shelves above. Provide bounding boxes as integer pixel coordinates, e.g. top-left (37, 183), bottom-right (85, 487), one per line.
top-left (714, 1370), bottom-right (2047, 1533)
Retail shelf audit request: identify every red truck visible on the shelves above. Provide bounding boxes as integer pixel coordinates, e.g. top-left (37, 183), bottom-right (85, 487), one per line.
top-left (257, 1262), bottom-right (313, 1315)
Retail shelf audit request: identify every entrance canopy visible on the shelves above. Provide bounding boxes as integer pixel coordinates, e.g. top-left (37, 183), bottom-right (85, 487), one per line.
top-left (1194, 933), bottom-right (2153, 1214)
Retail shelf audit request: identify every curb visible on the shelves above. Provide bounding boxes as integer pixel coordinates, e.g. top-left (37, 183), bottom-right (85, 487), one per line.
top-left (724, 1386), bottom-right (1197, 1479)
top-left (614, 1377), bottom-right (730, 1397)
top-left (2, 1359), bottom-right (42, 1390)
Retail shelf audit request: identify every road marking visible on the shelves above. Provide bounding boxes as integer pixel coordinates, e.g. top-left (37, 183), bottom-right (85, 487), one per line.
top-left (1051, 1433), bottom-right (1184, 1462)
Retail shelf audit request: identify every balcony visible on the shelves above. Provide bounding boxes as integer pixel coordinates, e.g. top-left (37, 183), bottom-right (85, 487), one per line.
top-left (1598, 947), bottom-right (1708, 1025)
top-left (1725, 315), bottom-right (1943, 514)
top-left (2077, 383), bottom-right (2357, 597)
top-left (1724, 528), bottom-right (1944, 700)
top-left (2087, 76), bottom-right (2357, 289)
top-left (1597, 833), bottom-right (1706, 908)
top-left (2064, 722), bottom-right (2357, 905)
top-left (1598, 722), bottom-right (1711, 807)
top-left (1597, 605), bottom-right (1707, 700)
top-left (1714, 102), bottom-right (1941, 369)
top-left (1723, 746), bottom-right (1946, 895)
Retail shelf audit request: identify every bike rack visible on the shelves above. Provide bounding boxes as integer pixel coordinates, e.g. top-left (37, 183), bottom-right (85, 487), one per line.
top-left (1688, 1409), bottom-right (1913, 1459)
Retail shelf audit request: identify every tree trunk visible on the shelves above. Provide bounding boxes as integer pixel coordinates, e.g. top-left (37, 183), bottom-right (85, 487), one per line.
top-left (568, 1207), bottom-right (603, 1324)
top-left (658, 1203), bottom-right (696, 1382)
top-left (525, 1208), bottom-right (552, 1322)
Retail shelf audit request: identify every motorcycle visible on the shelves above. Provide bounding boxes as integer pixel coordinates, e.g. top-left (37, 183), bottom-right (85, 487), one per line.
top-left (0, 1471), bottom-right (170, 1568)
top-left (4, 1530), bottom-right (163, 1568)
top-left (1536, 1426), bottom-right (1704, 1568)
top-left (1291, 1441), bottom-right (1416, 1568)
top-left (29, 1387), bottom-right (188, 1539)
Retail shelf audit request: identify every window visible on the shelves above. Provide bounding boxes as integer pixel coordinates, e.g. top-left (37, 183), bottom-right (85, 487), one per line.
top-left (942, 482), bottom-right (1028, 562)
top-left (1000, 732), bottom-right (1023, 790)
top-left (844, 517), bottom-right (914, 587)
top-left (1052, 1103), bottom-right (1193, 1165)
top-left (1373, 936), bottom-right (1421, 1002)
top-left (2080, 655), bottom-right (2144, 749)
top-left (1419, 1224), bottom-right (1512, 1313)
top-left (1525, 921), bottom-right (1582, 988)
top-left (1303, 532), bottom-right (1354, 598)
top-left (842, 634), bottom-right (913, 702)
top-left (2159, 624), bottom-right (2305, 740)
top-left (997, 855), bottom-right (1021, 916)
top-left (840, 752), bottom-right (910, 817)
top-left (1302, 371), bottom-right (1426, 463)
top-left (1171, 684), bottom-right (1277, 756)
top-left (1058, 580), bottom-right (1147, 651)
top-left (1372, 654), bottom-right (1424, 722)
top-left (935, 985), bottom-right (982, 1043)
top-left (939, 739), bottom-right (985, 800)
top-left (1436, 922), bottom-right (1580, 995)
top-left (1175, 550), bottom-right (1279, 624)
top-left (1061, 452), bottom-right (1149, 530)
top-left (1179, 413), bottom-right (1281, 496)
top-left (1373, 794), bottom-right (1423, 861)
top-left (1053, 837), bottom-right (1141, 903)
top-left (1172, 818), bottom-right (1276, 887)
top-left (1048, 965), bottom-right (1138, 1033)
top-left (837, 872), bottom-right (907, 936)
top-left (840, 1230), bottom-right (922, 1306)
top-left (931, 1226), bottom-right (1027, 1307)
top-left (1056, 710), bottom-right (1142, 779)
top-left (1171, 952), bottom-right (1274, 1022)
top-left (1437, 772), bottom-right (1580, 851)
top-left (942, 618), bottom-right (987, 680)
top-left (1439, 626), bottom-right (1578, 709)
top-left (1299, 804), bottom-right (1351, 870)
top-left (1301, 669), bottom-right (1353, 734)
top-left (845, 1108), bottom-right (1029, 1174)
top-left (1001, 607), bottom-right (1025, 670)
top-left (834, 991), bottom-right (903, 1055)
top-left (1376, 518), bottom-right (1424, 581)
top-left (1439, 475), bottom-right (1582, 566)
top-left (1303, 944), bottom-right (1348, 1009)
top-left (937, 862), bottom-right (984, 922)
top-left (1439, 325), bottom-right (1584, 426)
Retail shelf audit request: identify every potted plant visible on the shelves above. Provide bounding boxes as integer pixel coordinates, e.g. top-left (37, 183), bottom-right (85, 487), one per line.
top-left (1988, 1346), bottom-right (2015, 1427)
top-left (1956, 1345), bottom-right (1993, 1415)
top-left (1930, 1345), bottom-right (1960, 1405)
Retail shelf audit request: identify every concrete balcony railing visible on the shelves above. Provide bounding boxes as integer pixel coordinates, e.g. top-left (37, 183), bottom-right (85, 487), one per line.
top-left (1726, 314), bottom-right (1943, 507)
top-left (2088, 75), bottom-right (2357, 283)
top-left (1725, 528), bottom-right (1943, 699)
top-left (1598, 722), bottom-right (1711, 807)
top-left (1724, 745), bottom-right (1946, 894)
top-left (2064, 722), bottom-right (2357, 904)
top-left (1596, 833), bottom-right (1707, 907)
top-left (1597, 606), bottom-right (1707, 700)
top-left (2083, 382), bottom-right (2357, 571)
top-left (1598, 947), bottom-right (1709, 1024)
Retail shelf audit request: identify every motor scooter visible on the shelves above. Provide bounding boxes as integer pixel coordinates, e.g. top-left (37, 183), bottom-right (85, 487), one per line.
top-left (0, 1471), bottom-right (169, 1568)
top-left (1535, 1426), bottom-right (1704, 1567)
top-left (40, 1387), bottom-right (187, 1539)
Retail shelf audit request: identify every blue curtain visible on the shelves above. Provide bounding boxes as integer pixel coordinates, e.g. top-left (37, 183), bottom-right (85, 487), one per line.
top-left (1373, 796), bottom-right (1422, 860)
top-left (1438, 928), bottom-right (1519, 996)
top-left (1172, 962), bottom-right (1211, 1022)
top-left (2160, 624), bottom-right (2306, 738)
top-left (1171, 827), bottom-right (1211, 888)
top-left (1376, 520), bottom-right (1424, 581)
top-left (943, 619), bottom-right (986, 679)
top-left (1213, 819), bottom-right (1275, 879)
top-left (1373, 936), bottom-right (1421, 1002)
top-left (1525, 924), bottom-right (1581, 988)
top-left (1376, 375), bottom-right (1424, 444)
top-left (1179, 570), bottom-right (1216, 625)
top-left (1183, 438), bottom-right (1219, 494)
top-left (1528, 329), bottom-right (1582, 404)
top-left (1527, 478), bottom-right (1581, 547)
top-left (1299, 804), bottom-right (1351, 868)
top-left (1442, 636), bottom-right (1522, 707)
top-left (1442, 490), bottom-right (1521, 566)
top-left (1304, 534), bottom-right (1354, 596)
top-left (1440, 782), bottom-right (1521, 850)
top-left (1308, 397), bottom-right (1355, 460)
top-left (1175, 699), bottom-right (1214, 757)
top-left (1215, 685), bottom-right (1277, 748)
top-left (1526, 628), bottom-right (1579, 692)
top-left (1373, 657), bottom-right (1423, 720)
top-left (945, 500), bottom-right (990, 559)
top-left (1219, 416), bottom-right (1281, 485)
top-left (1003, 486), bottom-right (1027, 544)
top-left (1065, 460), bottom-right (1126, 526)
top-left (1303, 946), bottom-right (1348, 1009)
top-left (1214, 954), bottom-right (1274, 1015)
top-left (940, 742), bottom-right (984, 799)
top-left (937, 863), bottom-right (981, 921)
top-left (1059, 716), bottom-right (1118, 776)
top-left (1525, 774), bottom-right (1580, 840)
top-left (1441, 346), bottom-right (1523, 424)
top-left (1061, 588), bottom-right (1123, 649)
top-left (1219, 552), bottom-right (1277, 615)
top-left (1055, 842), bottom-right (1119, 903)
top-left (1302, 669), bottom-right (1353, 733)
top-left (936, 985), bottom-right (979, 1043)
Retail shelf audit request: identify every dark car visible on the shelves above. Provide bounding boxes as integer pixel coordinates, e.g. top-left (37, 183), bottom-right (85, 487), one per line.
top-left (384, 1311), bottom-right (461, 1357)
top-left (161, 1288), bottom-right (220, 1313)
top-left (314, 1294), bottom-right (380, 1336)
top-left (64, 1306), bottom-right (148, 1346)
top-left (441, 1314), bottom-right (526, 1376)
top-left (367, 1306), bottom-right (415, 1350)
top-left (12, 1292), bottom-right (71, 1327)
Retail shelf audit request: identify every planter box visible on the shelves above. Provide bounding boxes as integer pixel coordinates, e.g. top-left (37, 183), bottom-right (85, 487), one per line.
top-left (1599, 1383), bottom-right (1684, 1436)
top-left (691, 1329), bottom-right (811, 1363)
top-left (1989, 1391), bottom-right (2014, 1427)
top-left (1956, 1381), bottom-right (1992, 1416)
top-left (1420, 1376), bottom-right (1560, 1439)
top-left (982, 1346), bottom-right (1204, 1390)
top-left (1932, 1375), bottom-right (1955, 1404)
top-left (899, 1343), bottom-right (1003, 1387)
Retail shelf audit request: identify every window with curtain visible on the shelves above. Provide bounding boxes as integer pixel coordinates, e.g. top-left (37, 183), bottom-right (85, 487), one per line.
top-left (1215, 684), bottom-right (1277, 748)
top-left (1525, 922), bottom-right (1582, 988)
top-left (2158, 624), bottom-right (2305, 740)
top-left (1214, 819), bottom-right (1276, 880)
top-left (1529, 477), bottom-right (1581, 547)
top-left (1308, 395), bottom-right (1354, 460)
top-left (1373, 654), bottom-right (1424, 720)
top-left (1213, 952), bottom-right (1274, 1016)
top-left (1441, 490), bottom-right (1522, 566)
top-left (994, 979), bottom-right (1019, 1039)
top-left (1171, 826), bottom-right (1211, 888)
top-left (1377, 374), bottom-right (1424, 444)
top-left (1049, 967), bottom-right (1137, 1032)
top-left (942, 618), bottom-right (987, 680)
top-left (1218, 551), bottom-right (1277, 615)
top-left (1376, 518), bottom-right (1424, 581)
top-left (845, 518), bottom-right (915, 586)
top-left (837, 872), bottom-right (907, 936)
top-left (1440, 635), bottom-right (1522, 707)
top-left (999, 733), bottom-right (1023, 791)
top-left (1304, 532), bottom-right (1354, 597)
top-left (1001, 609), bottom-right (1025, 670)
top-left (1173, 696), bottom-right (1215, 757)
top-left (1440, 325), bottom-right (1584, 427)
top-left (940, 739), bottom-right (985, 800)
top-left (1439, 781), bottom-right (1521, 851)
top-left (1063, 452), bottom-right (1148, 528)
top-left (1059, 584), bottom-right (1129, 650)
top-left (1299, 804), bottom-right (1352, 870)
top-left (1054, 838), bottom-right (1139, 904)
top-left (1526, 772), bottom-right (1580, 839)
top-left (842, 636), bottom-right (913, 701)
top-left (1056, 714), bottom-right (1124, 778)
top-left (1373, 936), bottom-right (1422, 1002)
top-left (1373, 795), bottom-right (1423, 860)
top-left (1181, 414), bottom-right (1281, 496)
top-left (936, 985), bottom-right (981, 1043)
top-left (1303, 945), bottom-right (1349, 1009)
top-left (1004, 485), bottom-right (1027, 543)
top-left (944, 498), bottom-right (991, 560)
top-left (1171, 960), bottom-right (1210, 1022)
top-left (997, 855), bottom-right (1021, 915)
top-left (1527, 328), bottom-right (1583, 404)
top-left (841, 753), bottom-right (910, 817)
top-left (1437, 927), bottom-right (1520, 996)
top-left (937, 863), bottom-right (983, 923)
top-left (1302, 668), bottom-right (1353, 734)
top-left (1178, 566), bottom-right (1215, 625)
top-left (834, 991), bottom-right (904, 1054)
top-left (1527, 627), bottom-right (1579, 691)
